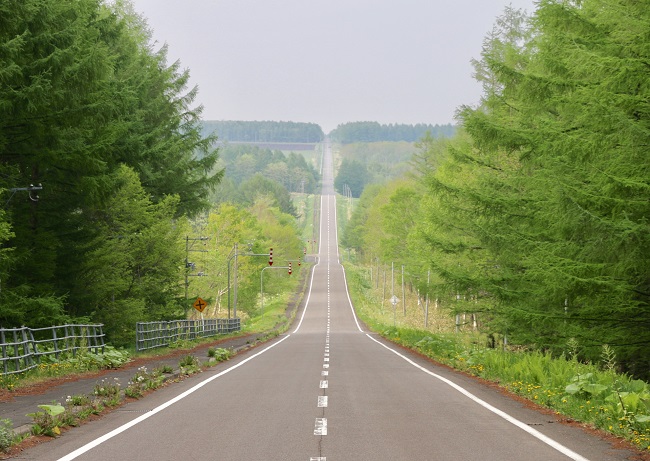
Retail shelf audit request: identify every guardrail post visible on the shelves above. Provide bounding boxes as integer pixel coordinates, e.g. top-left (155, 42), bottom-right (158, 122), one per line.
top-left (21, 328), bottom-right (32, 371)
top-left (52, 327), bottom-right (60, 359)
top-left (12, 330), bottom-right (19, 373)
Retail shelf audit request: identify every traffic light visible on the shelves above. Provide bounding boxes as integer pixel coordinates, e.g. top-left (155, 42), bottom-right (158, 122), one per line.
top-left (288, 262), bottom-right (292, 275)
top-left (269, 248), bottom-right (273, 266)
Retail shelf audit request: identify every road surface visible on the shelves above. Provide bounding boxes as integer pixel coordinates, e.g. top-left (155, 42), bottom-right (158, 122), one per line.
top-left (20, 142), bottom-right (633, 461)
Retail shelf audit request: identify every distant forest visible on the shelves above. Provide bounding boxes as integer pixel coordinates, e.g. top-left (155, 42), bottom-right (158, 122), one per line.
top-left (201, 120), bottom-right (456, 144)
top-left (210, 143), bottom-right (320, 216)
top-left (329, 122), bottom-right (456, 143)
top-left (202, 120), bottom-right (324, 143)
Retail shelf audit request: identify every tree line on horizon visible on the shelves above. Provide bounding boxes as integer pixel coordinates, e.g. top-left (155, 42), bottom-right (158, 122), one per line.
top-left (342, 1), bottom-right (650, 379)
top-left (201, 120), bottom-right (456, 144)
top-left (329, 122), bottom-right (456, 144)
top-left (201, 121), bottom-right (324, 144)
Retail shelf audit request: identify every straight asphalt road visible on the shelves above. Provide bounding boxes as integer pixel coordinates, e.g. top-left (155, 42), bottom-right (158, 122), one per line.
top-left (15, 142), bottom-right (636, 461)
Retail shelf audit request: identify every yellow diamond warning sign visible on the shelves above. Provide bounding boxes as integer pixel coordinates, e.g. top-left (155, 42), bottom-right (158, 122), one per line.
top-left (193, 297), bottom-right (207, 313)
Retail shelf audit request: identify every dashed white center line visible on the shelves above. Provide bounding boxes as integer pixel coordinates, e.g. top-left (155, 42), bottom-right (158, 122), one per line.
top-left (317, 396), bottom-right (328, 407)
top-left (321, 370), bottom-right (329, 376)
top-left (314, 418), bottom-right (328, 435)
top-left (320, 380), bottom-right (328, 388)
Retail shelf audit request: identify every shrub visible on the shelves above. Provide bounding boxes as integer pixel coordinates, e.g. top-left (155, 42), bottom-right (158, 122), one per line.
top-left (0, 419), bottom-right (14, 452)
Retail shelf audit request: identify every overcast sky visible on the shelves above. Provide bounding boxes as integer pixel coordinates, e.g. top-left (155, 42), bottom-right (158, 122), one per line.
top-left (128, 0), bottom-right (537, 133)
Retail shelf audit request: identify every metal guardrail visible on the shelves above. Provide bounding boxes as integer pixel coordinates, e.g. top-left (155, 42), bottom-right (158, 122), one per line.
top-left (135, 318), bottom-right (241, 352)
top-left (0, 324), bottom-right (105, 376)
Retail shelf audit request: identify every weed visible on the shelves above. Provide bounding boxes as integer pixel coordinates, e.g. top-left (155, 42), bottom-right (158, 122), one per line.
top-left (93, 377), bottom-right (121, 398)
top-left (124, 366), bottom-right (163, 398)
top-left (27, 403), bottom-right (66, 437)
top-left (179, 355), bottom-right (201, 375)
top-left (601, 344), bottom-right (617, 372)
top-left (155, 364), bottom-right (173, 374)
top-left (65, 394), bottom-right (90, 407)
top-left (566, 337), bottom-right (579, 360)
top-left (207, 348), bottom-right (232, 362)
top-left (0, 374), bottom-right (19, 392)
top-left (0, 419), bottom-right (14, 452)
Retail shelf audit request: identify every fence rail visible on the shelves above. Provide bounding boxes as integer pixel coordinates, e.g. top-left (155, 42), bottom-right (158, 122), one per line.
top-left (136, 318), bottom-right (241, 352)
top-left (0, 324), bottom-right (105, 376)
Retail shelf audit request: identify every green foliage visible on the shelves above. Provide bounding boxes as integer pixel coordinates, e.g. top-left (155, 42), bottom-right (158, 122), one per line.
top-left (65, 394), bottom-right (91, 407)
top-left (124, 366), bottom-right (162, 398)
top-left (27, 403), bottom-right (66, 437)
top-left (93, 377), bottom-right (122, 404)
top-left (183, 202), bottom-right (273, 317)
top-left (334, 159), bottom-right (369, 198)
top-left (239, 174), bottom-right (297, 216)
top-left (75, 165), bottom-right (185, 345)
top-left (0, 419), bottom-right (14, 453)
top-left (155, 364), bottom-right (173, 374)
top-left (340, 0), bottom-right (650, 380)
top-left (337, 141), bottom-right (416, 183)
top-left (565, 374), bottom-right (609, 398)
top-left (329, 122), bottom-right (455, 143)
top-left (341, 184), bottom-right (382, 252)
top-left (207, 347), bottom-right (232, 362)
top-left (213, 143), bottom-right (320, 203)
top-left (178, 355), bottom-right (201, 375)
top-left (0, 0), bottom-right (221, 335)
top-left (202, 120), bottom-right (323, 143)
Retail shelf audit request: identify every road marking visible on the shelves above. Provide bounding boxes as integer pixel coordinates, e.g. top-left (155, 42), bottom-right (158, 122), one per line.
top-left (322, 371), bottom-right (328, 376)
top-left (318, 396), bottom-right (328, 407)
top-left (320, 380), bottom-right (328, 388)
top-left (314, 418), bottom-right (328, 435)
top-left (323, 364), bottom-right (329, 368)
top-left (293, 262), bottom-right (319, 333)
top-left (366, 334), bottom-right (592, 461)
top-left (324, 357), bottom-right (329, 362)
top-left (310, 458), bottom-right (326, 461)
top-left (55, 334), bottom-right (292, 461)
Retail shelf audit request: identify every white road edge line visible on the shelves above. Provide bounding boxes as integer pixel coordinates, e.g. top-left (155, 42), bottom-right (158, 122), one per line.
top-left (56, 334), bottom-right (292, 461)
top-left (365, 333), bottom-right (591, 461)
top-left (293, 261), bottom-right (319, 333)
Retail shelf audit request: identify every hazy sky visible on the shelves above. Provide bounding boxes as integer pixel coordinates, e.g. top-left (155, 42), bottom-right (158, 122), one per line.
top-left (128, 0), bottom-right (537, 133)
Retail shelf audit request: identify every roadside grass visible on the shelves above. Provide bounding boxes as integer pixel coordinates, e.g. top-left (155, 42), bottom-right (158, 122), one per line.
top-left (343, 261), bottom-right (650, 452)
